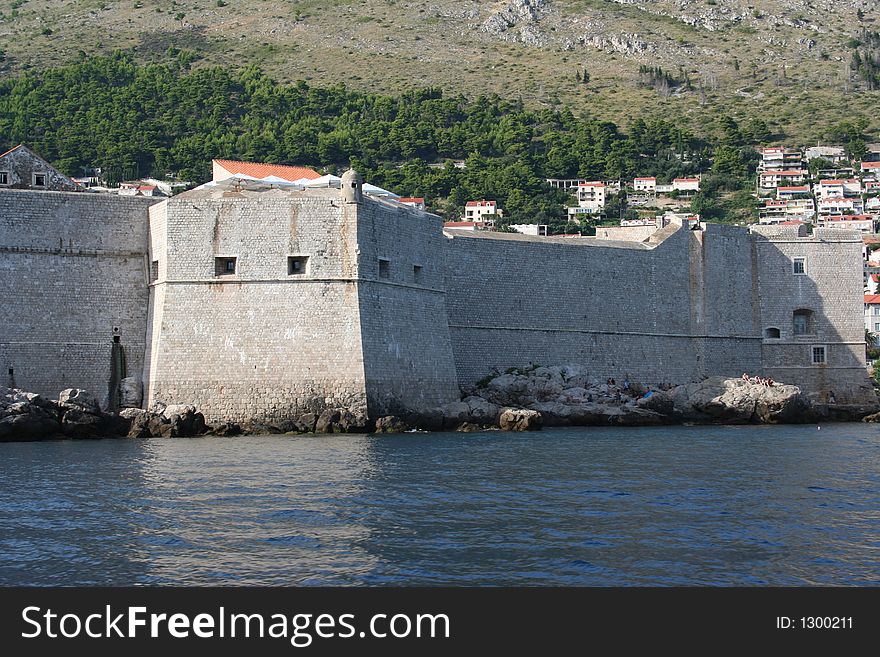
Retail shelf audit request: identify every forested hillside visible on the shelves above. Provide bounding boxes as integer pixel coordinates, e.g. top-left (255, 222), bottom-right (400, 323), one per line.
top-left (0, 54), bottom-right (873, 226)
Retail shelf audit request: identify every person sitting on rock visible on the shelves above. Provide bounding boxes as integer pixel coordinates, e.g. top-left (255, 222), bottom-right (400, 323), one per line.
top-left (767, 378), bottom-right (775, 387)
top-left (742, 373), bottom-right (750, 382)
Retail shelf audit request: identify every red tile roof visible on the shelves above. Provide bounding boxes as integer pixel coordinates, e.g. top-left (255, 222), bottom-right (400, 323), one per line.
top-left (213, 159), bottom-right (321, 182)
top-left (865, 294), bottom-right (880, 304)
top-left (444, 221), bottom-right (478, 227)
top-left (862, 161), bottom-right (880, 168)
top-left (578, 181), bottom-right (606, 187)
top-left (634, 177), bottom-right (656, 181)
top-left (398, 197), bottom-right (425, 204)
top-left (465, 200), bottom-right (496, 207)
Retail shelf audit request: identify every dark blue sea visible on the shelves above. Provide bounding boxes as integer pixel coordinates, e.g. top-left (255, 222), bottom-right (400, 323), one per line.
top-left (1, 424), bottom-right (879, 586)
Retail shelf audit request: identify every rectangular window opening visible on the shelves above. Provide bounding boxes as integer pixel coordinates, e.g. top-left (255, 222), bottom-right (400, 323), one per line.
top-left (150, 260), bottom-right (159, 282)
top-left (413, 264), bottom-right (423, 284)
top-left (0, 171), bottom-right (9, 185)
top-left (288, 255), bottom-right (309, 276)
top-left (378, 258), bottom-right (390, 279)
top-left (793, 257), bottom-right (806, 275)
top-left (214, 256), bottom-right (237, 276)
top-left (812, 345), bottom-right (827, 365)
top-left (33, 173), bottom-right (46, 187)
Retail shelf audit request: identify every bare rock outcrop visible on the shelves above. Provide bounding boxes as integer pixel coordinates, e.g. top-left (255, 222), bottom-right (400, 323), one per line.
top-left (644, 377), bottom-right (808, 424)
top-left (499, 408), bottom-right (543, 431)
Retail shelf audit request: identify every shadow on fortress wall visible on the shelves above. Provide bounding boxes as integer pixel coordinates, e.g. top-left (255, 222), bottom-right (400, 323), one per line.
top-left (752, 226), bottom-right (874, 405)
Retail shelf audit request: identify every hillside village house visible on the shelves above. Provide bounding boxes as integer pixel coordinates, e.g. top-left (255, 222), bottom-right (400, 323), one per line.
top-left (672, 178), bottom-right (700, 193)
top-left (574, 181), bottom-right (606, 211)
top-left (397, 197), bottom-right (426, 210)
top-left (861, 161), bottom-right (880, 180)
top-left (815, 179), bottom-right (862, 199)
top-left (633, 177), bottom-right (656, 193)
top-left (442, 221), bottom-right (479, 231)
top-left (818, 196), bottom-right (864, 216)
top-left (119, 182), bottom-right (165, 197)
top-left (759, 198), bottom-right (816, 224)
top-left (759, 169), bottom-right (807, 190)
top-left (817, 167), bottom-right (857, 180)
top-left (866, 295), bottom-right (880, 335)
top-left (463, 200), bottom-right (502, 224)
top-left (509, 224), bottom-right (549, 236)
top-left (777, 185), bottom-right (811, 200)
top-left (816, 214), bottom-right (875, 233)
top-left (759, 146), bottom-right (803, 171)
top-left (805, 146), bottom-right (847, 164)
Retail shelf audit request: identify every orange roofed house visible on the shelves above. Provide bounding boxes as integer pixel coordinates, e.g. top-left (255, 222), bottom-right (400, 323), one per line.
top-left (212, 159), bottom-right (322, 183)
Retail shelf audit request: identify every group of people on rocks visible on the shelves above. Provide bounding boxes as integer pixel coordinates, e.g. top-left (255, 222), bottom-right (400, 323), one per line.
top-left (742, 373), bottom-right (775, 387)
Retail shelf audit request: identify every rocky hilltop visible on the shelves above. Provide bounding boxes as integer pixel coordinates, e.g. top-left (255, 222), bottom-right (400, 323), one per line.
top-left (2, 0), bottom-right (878, 139)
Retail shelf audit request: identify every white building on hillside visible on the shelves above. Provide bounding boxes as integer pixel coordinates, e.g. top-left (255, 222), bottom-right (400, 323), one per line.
top-left (865, 295), bottom-right (880, 335)
top-left (816, 214), bottom-right (875, 233)
top-left (816, 179), bottom-right (862, 199)
top-left (464, 200), bottom-right (502, 224)
top-left (759, 169), bottom-right (807, 190)
top-left (758, 147), bottom-right (803, 171)
top-left (804, 146), bottom-right (847, 164)
top-left (633, 177), bottom-right (656, 193)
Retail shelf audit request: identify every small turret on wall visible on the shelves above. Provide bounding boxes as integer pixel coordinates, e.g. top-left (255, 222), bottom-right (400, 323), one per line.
top-left (341, 169), bottom-right (363, 204)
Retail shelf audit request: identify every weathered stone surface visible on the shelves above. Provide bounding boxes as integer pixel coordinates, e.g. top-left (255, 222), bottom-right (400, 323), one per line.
top-left (125, 410), bottom-right (152, 438)
top-left (668, 377), bottom-right (808, 424)
top-left (403, 408), bottom-right (445, 432)
top-left (120, 377), bottom-right (143, 408)
top-left (0, 411), bottom-right (61, 442)
top-left (636, 390), bottom-right (675, 416)
top-left (294, 413), bottom-right (318, 433)
top-left (162, 404), bottom-right (196, 420)
top-left (527, 401), bottom-right (572, 426)
top-left (211, 422), bottom-right (242, 437)
top-left (374, 416), bottom-right (411, 433)
top-left (314, 408), bottom-right (371, 434)
top-left (315, 409), bottom-right (341, 434)
top-left (499, 408), bottom-right (543, 431)
top-left (58, 388), bottom-right (100, 413)
top-left (462, 396), bottom-right (500, 424)
top-left (438, 401), bottom-right (472, 429)
top-left (61, 408), bottom-right (106, 438)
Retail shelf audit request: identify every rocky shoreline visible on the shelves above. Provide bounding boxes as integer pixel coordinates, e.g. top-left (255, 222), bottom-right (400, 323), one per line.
top-left (2, 366), bottom-right (879, 443)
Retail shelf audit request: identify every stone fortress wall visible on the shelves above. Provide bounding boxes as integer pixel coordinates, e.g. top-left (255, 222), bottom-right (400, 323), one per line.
top-left (1, 170), bottom-right (874, 421)
top-left (443, 221), bottom-right (765, 389)
top-left (144, 187), bottom-right (372, 423)
top-left (753, 224), bottom-right (873, 403)
top-left (143, 172), bottom-right (461, 423)
top-left (0, 190), bottom-right (159, 402)
top-left (354, 194), bottom-right (461, 416)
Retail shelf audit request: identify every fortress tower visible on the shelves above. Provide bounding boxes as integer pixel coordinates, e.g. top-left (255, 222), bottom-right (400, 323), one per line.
top-left (142, 174), bottom-right (460, 422)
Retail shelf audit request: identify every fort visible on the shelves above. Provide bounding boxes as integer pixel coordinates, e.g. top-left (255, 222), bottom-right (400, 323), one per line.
top-left (1, 146), bottom-right (875, 425)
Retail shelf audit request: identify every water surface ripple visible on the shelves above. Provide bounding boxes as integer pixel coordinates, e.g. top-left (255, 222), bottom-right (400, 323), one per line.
top-left (1, 424), bottom-right (879, 586)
